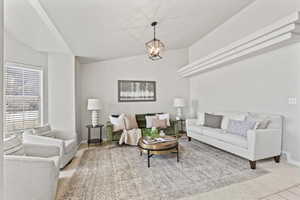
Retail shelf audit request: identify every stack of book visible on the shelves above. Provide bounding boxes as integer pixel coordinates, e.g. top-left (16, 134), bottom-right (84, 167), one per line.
top-left (143, 137), bottom-right (176, 145)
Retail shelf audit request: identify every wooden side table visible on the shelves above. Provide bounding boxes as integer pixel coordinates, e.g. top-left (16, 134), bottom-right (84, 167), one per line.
top-left (86, 124), bottom-right (104, 147)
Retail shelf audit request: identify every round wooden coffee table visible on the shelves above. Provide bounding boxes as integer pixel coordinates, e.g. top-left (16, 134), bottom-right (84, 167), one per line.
top-left (138, 136), bottom-right (179, 168)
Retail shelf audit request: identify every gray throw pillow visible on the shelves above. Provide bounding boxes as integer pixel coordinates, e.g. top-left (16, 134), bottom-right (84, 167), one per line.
top-left (227, 119), bottom-right (257, 137)
top-left (203, 113), bottom-right (223, 129)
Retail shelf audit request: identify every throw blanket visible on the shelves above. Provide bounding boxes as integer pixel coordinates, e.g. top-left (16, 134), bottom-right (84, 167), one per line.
top-left (119, 128), bottom-right (142, 145)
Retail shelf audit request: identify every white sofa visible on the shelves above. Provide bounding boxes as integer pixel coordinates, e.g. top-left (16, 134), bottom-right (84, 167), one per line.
top-left (186, 112), bottom-right (283, 169)
top-left (23, 125), bottom-right (78, 168)
top-left (4, 135), bottom-right (60, 200)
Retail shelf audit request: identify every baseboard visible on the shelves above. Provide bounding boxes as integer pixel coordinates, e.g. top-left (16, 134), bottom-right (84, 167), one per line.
top-left (282, 151), bottom-right (300, 166)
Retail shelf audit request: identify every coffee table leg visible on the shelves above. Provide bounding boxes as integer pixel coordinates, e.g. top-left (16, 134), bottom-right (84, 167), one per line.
top-left (147, 150), bottom-right (150, 168)
top-left (140, 150), bottom-right (142, 156)
top-left (177, 145), bottom-right (179, 162)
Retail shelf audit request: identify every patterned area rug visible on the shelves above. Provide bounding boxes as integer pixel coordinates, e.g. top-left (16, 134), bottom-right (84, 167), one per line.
top-left (59, 139), bottom-right (268, 200)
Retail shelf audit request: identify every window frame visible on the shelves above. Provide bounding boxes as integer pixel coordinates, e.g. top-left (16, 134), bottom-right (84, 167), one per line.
top-left (3, 62), bottom-right (43, 135)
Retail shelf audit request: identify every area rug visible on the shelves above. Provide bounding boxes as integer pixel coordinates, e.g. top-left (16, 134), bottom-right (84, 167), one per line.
top-left (59, 139), bottom-right (268, 200)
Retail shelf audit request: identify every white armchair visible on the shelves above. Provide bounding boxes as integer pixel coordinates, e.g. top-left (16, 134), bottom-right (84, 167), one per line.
top-left (4, 137), bottom-right (60, 200)
top-left (23, 125), bottom-right (78, 168)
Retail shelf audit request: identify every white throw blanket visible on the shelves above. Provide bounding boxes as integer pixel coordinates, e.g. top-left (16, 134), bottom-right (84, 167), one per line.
top-left (119, 128), bottom-right (142, 145)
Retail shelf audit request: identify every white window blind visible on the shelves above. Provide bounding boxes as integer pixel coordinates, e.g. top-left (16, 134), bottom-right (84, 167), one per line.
top-left (4, 63), bottom-right (42, 134)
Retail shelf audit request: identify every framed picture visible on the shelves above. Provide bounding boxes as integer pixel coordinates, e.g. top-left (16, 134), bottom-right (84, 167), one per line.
top-left (118, 80), bottom-right (156, 102)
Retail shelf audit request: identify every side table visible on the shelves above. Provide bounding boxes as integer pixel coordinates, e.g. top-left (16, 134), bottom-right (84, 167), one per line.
top-left (175, 119), bottom-right (186, 136)
top-left (86, 124), bottom-right (104, 147)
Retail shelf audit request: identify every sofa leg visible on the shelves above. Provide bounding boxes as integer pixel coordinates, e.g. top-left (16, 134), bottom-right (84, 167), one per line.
top-left (188, 137), bottom-right (191, 142)
top-left (249, 161), bottom-right (256, 169)
top-left (274, 155), bottom-right (280, 163)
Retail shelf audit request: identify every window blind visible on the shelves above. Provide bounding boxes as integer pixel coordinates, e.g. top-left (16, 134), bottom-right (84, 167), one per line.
top-left (4, 63), bottom-right (42, 134)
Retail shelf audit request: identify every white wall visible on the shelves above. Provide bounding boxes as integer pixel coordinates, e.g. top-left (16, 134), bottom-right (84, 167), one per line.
top-left (4, 33), bottom-right (49, 124)
top-left (48, 53), bottom-right (76, 133)
top-left (75, 58), bottom-right (82, 142)
top-left (0, 0), bottom-right (3, 197)
top-left (188, 0), bottom-right (300, 163)
top-left (78, 49), bottom-right (189, 140)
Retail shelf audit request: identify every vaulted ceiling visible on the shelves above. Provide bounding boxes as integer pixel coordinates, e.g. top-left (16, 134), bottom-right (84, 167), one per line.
top-left (5, 0), bottom-right (255, 62)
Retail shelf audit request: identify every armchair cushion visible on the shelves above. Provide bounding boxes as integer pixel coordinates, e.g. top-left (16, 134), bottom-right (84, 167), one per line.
top-left (33, 125), bottom-right (55, 138)
top-left (23, 143), bottom-right (60, 158)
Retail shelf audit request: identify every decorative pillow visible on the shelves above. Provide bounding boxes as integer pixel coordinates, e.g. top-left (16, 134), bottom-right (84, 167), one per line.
top-left (246, 115), bottom-right (271, 129)
top-left (4, 135), bottom-right (24, 155)
top-left (33, 125), bottom-right (55, 138)
top-left (216, 112), bottom-right (247, 130)
top-left (152, 118), bottom-right (168, 129)
top-left (257, 120), bottom-right (271, 129)
top-left (227, 119), bottom-right (257, 137)
top-left (203, 113), bottom-right (223, 129)
top-left (33, 124), bottom-right (51, 135)
top-left (124, 114), bottom-right (139, 130)
top-left (109, 113), bottom-right (125, 132)
top-left (145, 115), bottom-right (158, 128)
top-left (196, 112), bottom-right (205, 126)
top-left (157, 113), bottom-right (170, 127)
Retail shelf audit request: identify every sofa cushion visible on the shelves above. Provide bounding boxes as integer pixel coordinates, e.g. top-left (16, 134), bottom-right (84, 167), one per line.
top-left (64, 139), bottom-right (77, 154)
top-left (215, 112), bottom-right (247, 130)
top-left (227, 119), bottom-right (257, 137)
top-left (188, 125), bottom-right (204, 133)
top-left (204, 113), bottom-right (223, 129)
top-left (201, 129), bottom-right (248, 149)
top-left (201, 127), bottom-right (226, 135)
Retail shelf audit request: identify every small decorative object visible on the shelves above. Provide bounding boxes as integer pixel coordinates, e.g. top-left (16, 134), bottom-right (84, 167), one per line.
top-left (118, 80), bottom-right (156, 102)
top-left (159, 130), bottom-right (165, 137)
top-left (174, 98), bottom-right (185, 120)
top-left (145, 21), bottom-right (165, 60)
top-left (87, 99), bottom-right (102, 127)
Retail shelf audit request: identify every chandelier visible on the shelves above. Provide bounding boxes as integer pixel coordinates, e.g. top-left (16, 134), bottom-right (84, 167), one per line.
top-left (145, 21), bottom-right (165, 60)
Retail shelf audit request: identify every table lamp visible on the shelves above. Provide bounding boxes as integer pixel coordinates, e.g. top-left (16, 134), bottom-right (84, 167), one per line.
top-left (87, 99), bottom-right (102, 127)
top-left (174, 98), bottom-right (185, 120)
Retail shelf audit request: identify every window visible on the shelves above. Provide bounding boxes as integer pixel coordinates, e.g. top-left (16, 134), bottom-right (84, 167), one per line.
top-left (4, 63), bottom-right (43, 135)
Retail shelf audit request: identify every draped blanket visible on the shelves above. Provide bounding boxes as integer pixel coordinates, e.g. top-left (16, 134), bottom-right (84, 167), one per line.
top-left (119, 128), bottom-right (142, 145)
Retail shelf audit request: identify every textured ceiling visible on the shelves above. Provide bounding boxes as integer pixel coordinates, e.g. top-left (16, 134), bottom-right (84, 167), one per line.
top-left (5, 0), bottom-right (255, 62)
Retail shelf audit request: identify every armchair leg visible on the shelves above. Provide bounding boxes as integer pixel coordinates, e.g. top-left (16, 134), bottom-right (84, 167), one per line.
top-left (249, 160), bottom-right (256, 169)
top-left (274, 155), bottom-right (280, 163)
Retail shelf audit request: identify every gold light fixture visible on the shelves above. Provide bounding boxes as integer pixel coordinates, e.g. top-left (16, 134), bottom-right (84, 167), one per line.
top-left (145, 21), bottom-right (165, 60)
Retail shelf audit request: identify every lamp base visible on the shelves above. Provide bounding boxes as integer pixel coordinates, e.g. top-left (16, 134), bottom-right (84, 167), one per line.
top-left (91, 110), bottom-right (99, 127)
top-left (176, 107), bottom-right (183, 120)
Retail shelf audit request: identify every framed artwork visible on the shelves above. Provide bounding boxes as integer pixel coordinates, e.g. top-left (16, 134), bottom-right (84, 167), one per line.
top-left (118, 80), bottom-right (156, 102)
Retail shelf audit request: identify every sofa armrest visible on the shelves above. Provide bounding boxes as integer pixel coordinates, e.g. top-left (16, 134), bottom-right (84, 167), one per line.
top-left (247, 129), bottom-right (282, 160)
top-left (4, 155), bottom-right (58, 200)
top-left (186, 119), bottom-right (197, 130)
top-left (23, 143), bottom-right (60, 158)
top-left (23, 134), bottom-right (65, 156)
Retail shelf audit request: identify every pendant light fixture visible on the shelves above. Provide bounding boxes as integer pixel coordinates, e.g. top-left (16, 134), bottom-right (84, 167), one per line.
top-left (145, 21), bottom-right (165, 60)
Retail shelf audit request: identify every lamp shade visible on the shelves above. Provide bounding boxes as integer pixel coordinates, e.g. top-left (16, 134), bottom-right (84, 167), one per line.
top-left (87, 99), bottom-right (102, 110)
top-left (173, 98), bottom-right (185, 107)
